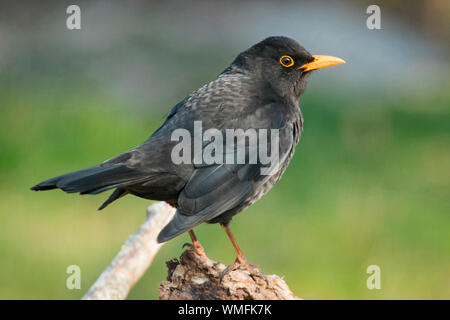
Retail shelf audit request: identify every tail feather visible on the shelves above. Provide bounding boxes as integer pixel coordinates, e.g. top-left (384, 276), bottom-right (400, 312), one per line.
top-left (98, 188), bottom-right (128, 210)
top-left (31, 165), bottom-right (144, 196)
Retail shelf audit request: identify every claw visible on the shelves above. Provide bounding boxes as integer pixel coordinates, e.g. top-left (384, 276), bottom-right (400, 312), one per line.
top-left (192, 242), bottom-right (206, 257)
top-left (182, 242), bottom-right (191, 249)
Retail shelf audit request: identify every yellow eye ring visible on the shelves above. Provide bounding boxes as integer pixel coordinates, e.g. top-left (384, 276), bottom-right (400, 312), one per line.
top-left (280, 55), bottom-right (294, 68)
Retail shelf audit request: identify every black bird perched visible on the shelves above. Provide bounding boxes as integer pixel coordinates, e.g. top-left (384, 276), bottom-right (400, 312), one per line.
top-left (31, 36), bottom-right (344, 272)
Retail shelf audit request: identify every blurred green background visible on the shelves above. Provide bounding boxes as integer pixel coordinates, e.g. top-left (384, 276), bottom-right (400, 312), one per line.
top-left (0, 0), bottom-right (449, 299)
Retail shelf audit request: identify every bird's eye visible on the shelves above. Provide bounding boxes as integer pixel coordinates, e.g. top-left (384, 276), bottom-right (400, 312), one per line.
top-left (280, 55), bottom-right (294, 68)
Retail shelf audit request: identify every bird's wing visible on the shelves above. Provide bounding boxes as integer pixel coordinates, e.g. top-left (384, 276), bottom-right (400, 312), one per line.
top-left (157, 145), bottom-right (263, 242)
top-left (157, 115), bottom-right (297, 243)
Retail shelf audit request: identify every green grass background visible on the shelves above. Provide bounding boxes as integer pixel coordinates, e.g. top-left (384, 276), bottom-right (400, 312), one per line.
top-left (0, 79), bottom-right (449, 299)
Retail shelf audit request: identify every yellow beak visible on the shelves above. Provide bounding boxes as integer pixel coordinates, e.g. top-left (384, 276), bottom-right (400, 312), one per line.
top-left (299, 55), bottom-right (345, 72)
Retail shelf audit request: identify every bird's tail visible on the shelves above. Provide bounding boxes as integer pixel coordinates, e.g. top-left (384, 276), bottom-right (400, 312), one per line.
top-left (31, 164), bottom-right (144, 197)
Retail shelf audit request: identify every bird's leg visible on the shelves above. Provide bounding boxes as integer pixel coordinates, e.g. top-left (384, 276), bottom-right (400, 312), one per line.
top-left (220, 223), bottom-right (260, 281)
top-left (188, 229), bottom-right (206, 257)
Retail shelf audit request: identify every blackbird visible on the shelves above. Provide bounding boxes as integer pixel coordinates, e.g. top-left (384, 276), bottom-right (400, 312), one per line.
top-left (31, 36), bottom-right (344, 271)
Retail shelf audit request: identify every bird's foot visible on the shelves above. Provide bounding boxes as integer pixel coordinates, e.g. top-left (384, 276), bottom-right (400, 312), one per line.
top-left (192, 241), bottom-right (207, 257)
top-left (182, 242), bottom-right (207, 257)
top-left (220, 255), bottom-right (261, 282)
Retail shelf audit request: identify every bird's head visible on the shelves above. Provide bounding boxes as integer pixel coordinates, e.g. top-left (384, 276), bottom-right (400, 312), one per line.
top-left (230, 36), bottom-right (345, 99)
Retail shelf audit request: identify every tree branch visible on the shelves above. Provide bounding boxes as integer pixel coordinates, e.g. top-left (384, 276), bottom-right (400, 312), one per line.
top-left (82, 201), bottom-right (176, 300)
top-left (159, 245), bottom-right (300, 300)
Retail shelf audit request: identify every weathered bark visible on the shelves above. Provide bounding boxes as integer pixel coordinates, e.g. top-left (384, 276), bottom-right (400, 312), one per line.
top-left (159, 245), bottom-right (300, 300)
